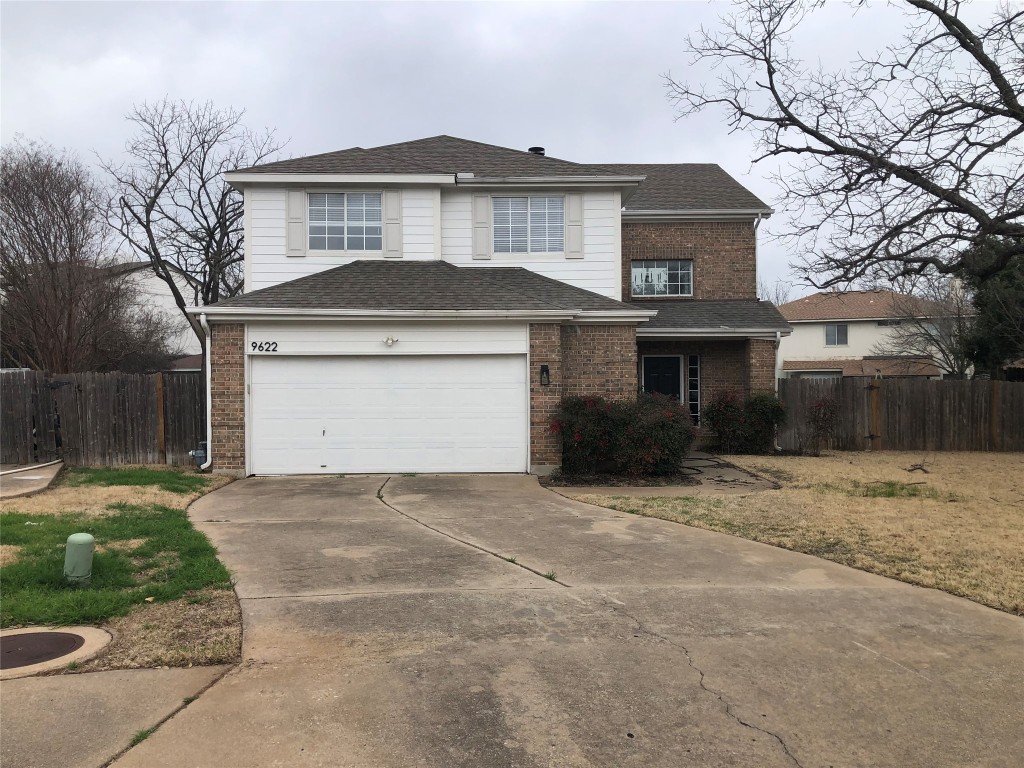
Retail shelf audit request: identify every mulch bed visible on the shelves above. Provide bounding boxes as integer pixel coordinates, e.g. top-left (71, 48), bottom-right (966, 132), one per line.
top-left (539, 471), bottom-right (700, 488)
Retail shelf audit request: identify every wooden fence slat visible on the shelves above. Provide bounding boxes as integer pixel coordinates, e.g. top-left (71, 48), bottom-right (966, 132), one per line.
top-left (776, 376), bottom-right (1024, 453)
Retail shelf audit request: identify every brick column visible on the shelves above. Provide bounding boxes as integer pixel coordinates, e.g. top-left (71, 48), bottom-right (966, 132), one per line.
top-left (210, 323), bottom-right (245, 474)
top-left (748, 339), bottom-right (778, 394)
top-left (529, 323), bottom-right (563, 472)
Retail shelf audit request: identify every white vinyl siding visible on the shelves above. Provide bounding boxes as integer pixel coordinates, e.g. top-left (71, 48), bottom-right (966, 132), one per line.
top-left (246, 321), bottom-right (528, 356)
top-left (441, 190), bottom-right (621, 299)
top-left (493, 196), bottom-right (564, 254)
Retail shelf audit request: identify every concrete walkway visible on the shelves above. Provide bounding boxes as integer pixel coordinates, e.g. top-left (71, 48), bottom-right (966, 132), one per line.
top-left (0, 461), bottom-right (63, 499)
top-left (1, 666), bottom-right (228, 768)
top-left (114, 475), bottom-right (1023, 768)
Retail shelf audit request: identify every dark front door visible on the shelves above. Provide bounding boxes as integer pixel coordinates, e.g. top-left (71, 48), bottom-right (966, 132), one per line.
top-left (643, 356), bottom-right (681, 400)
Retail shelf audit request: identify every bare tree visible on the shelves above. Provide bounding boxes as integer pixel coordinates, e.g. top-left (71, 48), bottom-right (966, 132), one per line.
top-left (870, 276), bottom-right (975, 378)
top-left (1, 139), bottom-right (181, 372)
top-left (757, 277), bottom-right (793, 305)
top-left (667, 0), bottom-right (1024, 285)
top-left (104, 100), bottom-right (284, 349)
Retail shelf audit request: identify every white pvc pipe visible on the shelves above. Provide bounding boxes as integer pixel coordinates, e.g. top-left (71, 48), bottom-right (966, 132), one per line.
top-left (199, 313), bottom-right (213, 471)
top-left (0, 459), bottom-right (62, 477)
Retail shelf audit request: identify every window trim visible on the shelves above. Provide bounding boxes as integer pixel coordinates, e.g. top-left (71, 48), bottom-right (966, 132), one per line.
top-left (824, 323), bottom-right (849, 347)
top-left (630, 259), bottom-right (695, 298)
top-left (491, 194), bottom-right (566, 256)
top-left (306, 190), bottom-right (385, 254)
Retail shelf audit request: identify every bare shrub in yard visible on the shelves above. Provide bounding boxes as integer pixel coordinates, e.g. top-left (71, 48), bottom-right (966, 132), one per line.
top-left (797, 396), bottom-right (840, 456)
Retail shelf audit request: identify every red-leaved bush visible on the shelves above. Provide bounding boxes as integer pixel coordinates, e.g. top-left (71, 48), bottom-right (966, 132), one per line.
top-left (555, 393), bottom-right (695, 476)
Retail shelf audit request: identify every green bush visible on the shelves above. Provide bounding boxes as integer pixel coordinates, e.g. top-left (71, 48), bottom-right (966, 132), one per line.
top-left (702, 390), bottom-right (787, 454)
top-left (554, 394), bottom-right (695, 476)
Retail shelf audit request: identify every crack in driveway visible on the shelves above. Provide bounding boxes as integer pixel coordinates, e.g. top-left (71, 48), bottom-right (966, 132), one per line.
top-left (376, 477), bottom-right (570, 587)
top-left (602, 596), bottom-right (805, 768)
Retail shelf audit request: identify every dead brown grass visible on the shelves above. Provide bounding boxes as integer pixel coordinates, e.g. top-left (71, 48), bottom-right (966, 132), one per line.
top-left (572, 451), bottom-right (1024, 615)
top-left (0, 472), bottom-right (234, 517)
top-left (0, 544), bottom-right (22, 566)
top-left (79, 589), bottom-right (241, 672)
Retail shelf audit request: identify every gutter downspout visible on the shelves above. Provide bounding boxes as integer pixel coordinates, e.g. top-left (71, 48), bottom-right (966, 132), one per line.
top-left (199, 313), bottom-right (213, 471)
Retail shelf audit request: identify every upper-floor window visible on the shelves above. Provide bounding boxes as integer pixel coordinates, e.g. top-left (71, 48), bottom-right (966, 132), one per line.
top-left (308, 192), bottom-right (382, 251)
top-left (877, 319), bottom-right (903, 327)
top-left (492, 196), bottom-right (564, 254)
top-left (631, 260), bottom-right (693, 297)
top-left (825, 323), bottom-right (849, 346)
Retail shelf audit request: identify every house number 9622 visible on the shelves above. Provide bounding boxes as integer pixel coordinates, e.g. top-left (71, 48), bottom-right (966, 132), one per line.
top-left (251, 342), bottom-right (278, 352)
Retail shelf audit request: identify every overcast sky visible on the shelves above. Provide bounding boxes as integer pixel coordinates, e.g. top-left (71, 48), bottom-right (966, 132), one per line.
top-left (0, 1), bottom-right (985, 297)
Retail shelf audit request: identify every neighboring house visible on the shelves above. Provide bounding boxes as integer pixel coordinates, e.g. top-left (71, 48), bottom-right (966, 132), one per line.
top-left (112, 262), bottom-right (202, 355)
top-left (777, 290), bottom-right (941, 379)
top-left (192, 136), bottom-right (790, 476)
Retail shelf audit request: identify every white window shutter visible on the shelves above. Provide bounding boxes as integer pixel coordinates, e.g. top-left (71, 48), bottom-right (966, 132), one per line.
top-left (286, 189), bottom-right (306, 257)
top-left (384, 190), bottom-right (403, 258)
top-left (472, 194), bottom-right (492, 260)
top-left (565, 192), bottom-right (583, 259)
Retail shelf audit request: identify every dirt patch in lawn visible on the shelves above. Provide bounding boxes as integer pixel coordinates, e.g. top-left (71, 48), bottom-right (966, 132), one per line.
top-left (78, 589), bottom-right (241, 672)
top-left (570, 451), bottom-right (1024, 616)
top-left (0, 544), bottom-right (22, 567)
top-left (0, 474), bottom-right (234, 518)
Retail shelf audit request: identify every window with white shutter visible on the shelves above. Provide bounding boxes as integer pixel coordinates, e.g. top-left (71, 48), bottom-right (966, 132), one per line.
top-left (492, 196), bottom-right (564, 254)
top-left (308, 192), bottom-right (383, 251)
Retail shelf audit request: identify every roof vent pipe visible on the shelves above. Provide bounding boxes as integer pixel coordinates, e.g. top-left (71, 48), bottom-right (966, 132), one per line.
top-left (528, 146), bottom-right (545, 156)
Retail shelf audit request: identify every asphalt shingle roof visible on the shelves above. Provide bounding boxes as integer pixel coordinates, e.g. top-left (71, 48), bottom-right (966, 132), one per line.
top-left (211, 260), bottom-right (635, 313)
top-left (238, 136), bottom-right (619, 178)
top-left (779, 290), bottom-right (942, 321)
top-left (782, 357), bottom-right (940, 377)
top-left (636, 300), bottom-right (791, 332)
top-left (236, 136), bottom-right (769, 212)
top-left (605, 164), bottom-right (770, 212)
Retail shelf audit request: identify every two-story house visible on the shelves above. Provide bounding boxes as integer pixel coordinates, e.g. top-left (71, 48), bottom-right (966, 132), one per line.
top-left (777, 290), bottom-right (942, 379)
top-left (191, 136), bottom-right (789, 476)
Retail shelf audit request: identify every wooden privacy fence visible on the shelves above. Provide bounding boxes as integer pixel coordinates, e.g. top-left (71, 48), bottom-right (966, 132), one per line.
top-left (777, 377), bottom-right (1024, 453)
top-left (1, 370), bottom-right (205, 466)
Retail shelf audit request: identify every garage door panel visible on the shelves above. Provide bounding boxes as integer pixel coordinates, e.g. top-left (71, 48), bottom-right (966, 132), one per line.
top-left (251, 355), bottom-right (528, 474)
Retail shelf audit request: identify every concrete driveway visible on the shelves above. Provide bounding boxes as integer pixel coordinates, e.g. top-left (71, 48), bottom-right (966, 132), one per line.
top-left (115, 475), bottom-right (1023, 768)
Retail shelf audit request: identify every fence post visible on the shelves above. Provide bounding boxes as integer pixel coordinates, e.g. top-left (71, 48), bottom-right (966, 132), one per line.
top-left (866, 380), bottom-right (883, 451)
top-left (990, 379), bottom-right (1002, 452)
top-left (155, 372), bottom-right (167, 464)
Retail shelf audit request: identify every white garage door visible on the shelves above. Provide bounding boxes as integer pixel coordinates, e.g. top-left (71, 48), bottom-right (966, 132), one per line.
top-left (250, 355), bottom-right (528, 474)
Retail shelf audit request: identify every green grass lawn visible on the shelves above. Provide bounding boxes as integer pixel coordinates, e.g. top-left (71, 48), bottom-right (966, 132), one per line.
top-left (61, 466), bottom-right (211, 495)
top-left (1, 467), bottom-right (230, 627)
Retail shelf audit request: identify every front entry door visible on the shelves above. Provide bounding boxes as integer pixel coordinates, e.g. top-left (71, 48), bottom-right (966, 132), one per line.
top-left (643, 356), bottom-right (682, 400)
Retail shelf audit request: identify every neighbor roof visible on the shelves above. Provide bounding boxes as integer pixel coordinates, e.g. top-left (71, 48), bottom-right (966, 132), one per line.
top-left (637, 299), bottom-right (790, 333)
top-left (783, 357), bottom-right (940, 377)
top-left (778, 290), bottom-right (941, 322)
top-left (205, 260), bottom-right (640, 314)
top-left (235, 136), bottom-right (769, 213)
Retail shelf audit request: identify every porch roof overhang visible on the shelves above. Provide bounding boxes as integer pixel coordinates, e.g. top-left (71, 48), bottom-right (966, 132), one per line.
top-left (635, 299), bottom-right (791, 340)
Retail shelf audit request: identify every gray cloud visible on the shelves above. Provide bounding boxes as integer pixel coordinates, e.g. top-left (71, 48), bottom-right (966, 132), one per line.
top-left (0, 1), bottom-right (988, 294)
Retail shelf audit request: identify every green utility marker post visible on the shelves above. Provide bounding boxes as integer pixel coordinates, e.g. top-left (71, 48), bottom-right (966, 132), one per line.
top-left (64, 533), bottom-right (95, 584)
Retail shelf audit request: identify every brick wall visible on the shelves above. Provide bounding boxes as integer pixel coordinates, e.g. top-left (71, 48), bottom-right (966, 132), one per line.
top-left (529, 323), bottom-right (563, 468)
top-left (748, 339), bottom-right (778, 393)
top-left (210, 323), bottom-right (245, 473)
top-left (622, 221), bottom-right (757, 300)
top-left (529, 323), bottom-right (638, 470)
top-left (561, 325), bottom-right (638, 398)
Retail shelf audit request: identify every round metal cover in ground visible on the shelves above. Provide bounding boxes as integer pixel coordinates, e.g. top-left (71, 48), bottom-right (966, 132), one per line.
top-left (0, 627), bottom-right (110, 679)
top-left (1, 631), bottom-right (85, 669)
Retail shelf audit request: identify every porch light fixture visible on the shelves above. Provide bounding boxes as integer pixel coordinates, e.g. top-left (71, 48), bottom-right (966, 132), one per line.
top-left (383, 336), bottom-right (398, 347)
top-left (539, 365), bottom-right (550, 386)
